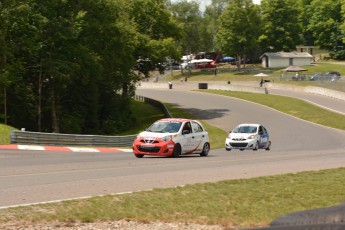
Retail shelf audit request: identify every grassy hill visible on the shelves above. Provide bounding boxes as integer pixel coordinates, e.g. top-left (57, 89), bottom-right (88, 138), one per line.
top-left (0, 124), bottom-right (17, 145)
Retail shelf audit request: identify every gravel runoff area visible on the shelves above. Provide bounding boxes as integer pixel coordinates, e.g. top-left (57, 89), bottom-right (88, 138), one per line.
top-left (0, 220), bottom-right (234, 230)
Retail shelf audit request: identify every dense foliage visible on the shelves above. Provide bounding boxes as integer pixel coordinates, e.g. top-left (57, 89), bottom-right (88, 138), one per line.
top-left (259, 0), bottom-right (302, 52)
top-left (217, 0), bottom-right (261, 67)
top-left (0, 0), bottom-right (180, 134)
top-left (216, 0), bottom-right (345, 64)
top-left (1, 0), bottom-right (345, 134)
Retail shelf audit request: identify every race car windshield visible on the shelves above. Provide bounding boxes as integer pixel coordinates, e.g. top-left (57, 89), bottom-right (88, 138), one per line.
top-left (233, 126), bottom-right (257, 134)
top-left (147, 122), bottom-right (182, 133)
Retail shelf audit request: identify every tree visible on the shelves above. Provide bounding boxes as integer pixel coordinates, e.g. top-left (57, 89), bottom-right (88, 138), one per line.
top-left (0, 0), bottom-right (141, 134)
top-left (306, 0), bottom-right (344, 59)
top-left (63, 0), bottom-right (139, 134)
top-left (129, 0), bottom-right (181, 79)
top-left (169, 0), bottom-right (204, 54)
top-left (204, 0), bottom-right (229, 51)
top-left (259, 0), bottom-right (302, 52)
top-left (216, 0), bottom-right (261, 68)
top-left (0, 0), bottom-right (15, 124)
top-left (296, 0), bottom-right (314, 46)
top-left (339, 0), bottom-right (345, 59)
top-left (1, 0), bottom-right (45, 131)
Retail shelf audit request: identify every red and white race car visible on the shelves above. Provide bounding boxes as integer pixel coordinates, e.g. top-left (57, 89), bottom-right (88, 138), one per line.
top-left (132, 118), bottom-right (210, 158)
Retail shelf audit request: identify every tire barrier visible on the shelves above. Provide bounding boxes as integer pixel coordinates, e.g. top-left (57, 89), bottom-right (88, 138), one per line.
top-left (247, 223), bottom-right (345, 230)
top-left (271, 203), bottom-right (345, 226)
top-left (198, 83), bottom-right (208, 89)
top-left (247, 203), bottom-right (345, 230)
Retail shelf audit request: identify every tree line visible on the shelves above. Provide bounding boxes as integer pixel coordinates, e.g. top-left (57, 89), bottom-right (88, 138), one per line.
top-left (0, 0), bottom-right (180, 134)
top-left (180, 0), bottom-right (345, 65)
top-left (0, 0), bottom-right (344, 134)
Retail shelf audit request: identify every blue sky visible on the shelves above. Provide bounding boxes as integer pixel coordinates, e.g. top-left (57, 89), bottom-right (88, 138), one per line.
top-left (171, 0), bottom-right (261, 12)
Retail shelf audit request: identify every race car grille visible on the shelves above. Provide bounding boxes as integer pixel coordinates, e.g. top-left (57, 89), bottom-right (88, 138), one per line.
top-left (232, 138), bottom-right (247, 141)
top-left (230, 143), bottom-right (248, 148)
top-left (140, 140), bottom-right (159, 144)
top-left (137, 145), bottom-right (161, 153)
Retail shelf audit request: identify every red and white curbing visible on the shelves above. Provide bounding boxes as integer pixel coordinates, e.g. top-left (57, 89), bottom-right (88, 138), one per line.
top-left (0, 144), bottom-right (132, 153)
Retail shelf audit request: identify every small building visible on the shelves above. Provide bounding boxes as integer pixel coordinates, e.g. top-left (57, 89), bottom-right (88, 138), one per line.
top-left (295, 45), bottom-right (328, 56)
top-left (260, 52), bottom-right (313, 68)
top-left (296, 45), bottom-right (330, 61)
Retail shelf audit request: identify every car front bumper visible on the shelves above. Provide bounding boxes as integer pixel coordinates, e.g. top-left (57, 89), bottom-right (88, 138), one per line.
top-left (132, 140), bottom-right (175, 156)
top-left (225, 138), bottom-right (257, 150)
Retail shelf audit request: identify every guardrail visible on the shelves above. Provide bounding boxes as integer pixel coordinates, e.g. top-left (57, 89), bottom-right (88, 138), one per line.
top-left (10, 95), bottom-right (171, 147)
top-left (134, 95), bottom-right (172, 118)
top-left (10, 130), bottom-right (136, 147)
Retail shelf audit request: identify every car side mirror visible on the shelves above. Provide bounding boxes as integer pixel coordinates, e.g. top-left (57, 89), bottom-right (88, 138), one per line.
top-left (183, 130), bottom-right (190, 135)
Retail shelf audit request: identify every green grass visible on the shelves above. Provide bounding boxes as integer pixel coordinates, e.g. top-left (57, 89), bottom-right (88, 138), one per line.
top-left (202, 90), bottom-right (345, 131)
top-left (0, 124), bottom-right (17, 144)
top-left (0, 168), bottom-right (344, 228)
top-left (302, 61), bottom-right (345, 74)
top-left (118, 100), bottom-right (164, 135)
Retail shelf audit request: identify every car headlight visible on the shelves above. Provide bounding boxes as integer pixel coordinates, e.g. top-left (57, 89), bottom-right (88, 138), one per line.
top-left (161, 135), bottom-right (172, 142)
top-left (136, 135), bottom-right (142, 140)
top-left (248, 135), bottom-right (256, 139)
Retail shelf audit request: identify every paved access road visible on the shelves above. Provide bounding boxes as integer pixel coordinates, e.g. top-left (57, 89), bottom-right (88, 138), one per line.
top-left (268, 88), bottom-right (345, 115)
top-left (0, 87), bottom-right (344, 208)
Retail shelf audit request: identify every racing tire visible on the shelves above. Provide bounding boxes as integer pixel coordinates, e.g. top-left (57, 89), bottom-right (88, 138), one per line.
top-left (253, 141), bottom-right (259, 151)
top-left (171, 144), bottom-right (181, 158)
top-left (240, 149), bottom-right (244, 151)
top-left (265, 141), bottom-right (271, 151)
top-left (135, 154), bottom-right (144, 158)
top-left (270, 202), bottom-right (345, 228)
top-left (200, 142), bottom-right (210, 157)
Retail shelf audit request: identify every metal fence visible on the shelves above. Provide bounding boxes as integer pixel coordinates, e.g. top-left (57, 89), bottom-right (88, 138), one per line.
top-left (10, 95), bottom-right (171, 147)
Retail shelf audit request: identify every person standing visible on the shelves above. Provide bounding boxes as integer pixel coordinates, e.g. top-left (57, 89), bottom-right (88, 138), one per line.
top-left (260, 78), bottom-right (264, 87)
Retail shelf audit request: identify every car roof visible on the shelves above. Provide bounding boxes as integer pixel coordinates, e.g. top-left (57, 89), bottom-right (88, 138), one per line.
top-left (158, 118), bottom-right (196, 123)
top-left (237, 123), bottom-right (261, 127)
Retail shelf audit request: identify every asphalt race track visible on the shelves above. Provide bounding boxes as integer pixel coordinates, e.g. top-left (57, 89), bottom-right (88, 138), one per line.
top-left (136, 88), bottom-right (345, 152)
top-left (1, 87), bottom-right (345, 215)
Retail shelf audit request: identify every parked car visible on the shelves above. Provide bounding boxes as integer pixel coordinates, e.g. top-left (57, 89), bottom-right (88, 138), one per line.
top-left (291, 73), bottom-right (306, 81)
top-left (225, 124), bottom-right (271, 151)
top-left (195, 61), bottom-right (216, 69)
top-left (309, 73), bottom-right (322, 81)
top-left (222, 56), bottom-right (235, 63)
top-left (310, 72), bottom-right (341, 81)
top-left (326, 71), bottom-right (341, 76)
top-left (132, 118), bottom-right (210, 158)
top-left (180, 61), bottom-right (190, 70)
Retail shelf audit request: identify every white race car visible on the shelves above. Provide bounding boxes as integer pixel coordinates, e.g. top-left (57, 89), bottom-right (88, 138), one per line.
top-left (132, 118), bottom-right (210, 158)
top-left (225, 123), bottom-right (271, 151)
